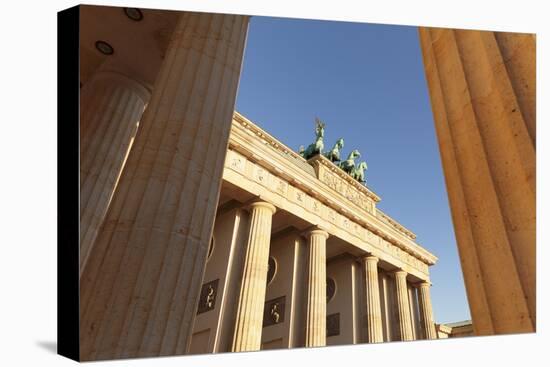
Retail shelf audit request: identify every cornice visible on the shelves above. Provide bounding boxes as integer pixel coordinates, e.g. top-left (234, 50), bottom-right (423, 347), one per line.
top-left (376, 209), bottom-right (417, 240)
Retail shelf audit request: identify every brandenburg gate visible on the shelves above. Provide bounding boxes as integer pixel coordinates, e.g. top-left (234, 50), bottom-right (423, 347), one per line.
top-left (75, 6), bottom-right (535, 361)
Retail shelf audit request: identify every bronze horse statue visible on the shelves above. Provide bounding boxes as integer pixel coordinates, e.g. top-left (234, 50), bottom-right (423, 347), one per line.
top-left (324, 138), bottom-right (344, 163)
top-left (352, 161), bottom-right (368, 183)
top-left (300, 117), bottom-right (325, 159)
top-left (339, 149), bottom-right (361, 175)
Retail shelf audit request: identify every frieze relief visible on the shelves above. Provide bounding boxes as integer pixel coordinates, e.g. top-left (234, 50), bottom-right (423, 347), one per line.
top-left (319, 166), bottom-right (374, 215)
top-left (253, 165), bottom-right (269, 186)
top-left (342, 216), bottom-right (351, 230)
top-left (224, 149), bottom-right (430, 275)
top-left (311, 198), bottom-right (322, 215)
top-left (293, 187), bottom-right (306, 205)
top-left (273, 176), bottom-right (288, 196)
top-left (322, 170), bottom-right (343, 193)
top-left (227, 150), bottom-right (246, 174)
top-left (352, 223), bottom-right (361, 237)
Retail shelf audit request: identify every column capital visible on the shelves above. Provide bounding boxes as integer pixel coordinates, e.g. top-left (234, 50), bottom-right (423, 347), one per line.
top-left (362, 255), bottom-right (379, 264)
top-left (303, 226), bottom-right (329, 240)
top-left (417, 280), bottom-right (432, 288)
top-left (248, 200), bottom-right (276, 215)
top-left (87, 69), bottom-right (152, 101)
top-left (394, 269), bottom-right (408, 278)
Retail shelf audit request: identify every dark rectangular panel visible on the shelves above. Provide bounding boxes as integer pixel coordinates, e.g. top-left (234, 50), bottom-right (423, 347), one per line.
top-left (197, 279), bottom-right (220, 315)
top-left (327, 313), bottom-right (340, 337)
top-left (263, 296), bottom-right (286, 327)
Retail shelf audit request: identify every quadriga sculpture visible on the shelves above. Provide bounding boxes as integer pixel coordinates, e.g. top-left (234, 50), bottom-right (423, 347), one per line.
top-left (339, 149), bottom-right (361, 175)
top-left (299, 117), bottom-right (325, 159)
top-left (324, 138), bottom-right (344, 163)
top-left (297, 119), bottom-right (368, 185)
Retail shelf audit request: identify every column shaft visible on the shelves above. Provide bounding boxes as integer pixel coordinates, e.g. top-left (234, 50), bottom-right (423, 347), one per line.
top-left (419, 28), bottom-right (535, 334)
top-left (80, 12), bottom-right (249, 361)
top-left (363, 256), bottom-right (383, 343)
top-left (305, 229), bottom-right (328, 347)
top-left (79, 71), bottom-right (150, 275)
top-left (231, 202), bottom-right (276, 352)
top-left (417, 282), bottom-right (437, 340)
top-left (395, 271), bottom-right (414, 341)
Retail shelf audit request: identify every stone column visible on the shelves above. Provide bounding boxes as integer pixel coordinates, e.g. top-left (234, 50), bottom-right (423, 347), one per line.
top-left (419, 28), bottom-right (535, 335)
top-left (231, 201), bottom-right (276, 352)
top-left (394, 270), bottom-right (414, 341)
top-left (417, 282), bottom-right (437, 340)
top-left (363, 256), bottom-right (383, 343)
top-left (79, 70), bottom-right (150, 275)
top-left (80, 12), bottom-right (250, 361)
top-left (304, 228), bottom-right (329, 347)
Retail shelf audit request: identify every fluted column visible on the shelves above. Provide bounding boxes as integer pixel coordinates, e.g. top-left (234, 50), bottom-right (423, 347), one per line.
top-left (79, 70), bottom-right (150, 275)
top-left (363, 256), bottom-right (383, 343)
top-left (231, 201), bottom-right (276, 352)
top-left (304, 228), bottom-right (328, 347)
top-left (80, 12), bottom-right (250, 361)
top-left (419, 28), bottom-right (535, 335)
top-left (417, 282), bottom-right (437, 340)
top-left (394, 270), bottom-right (414, 341)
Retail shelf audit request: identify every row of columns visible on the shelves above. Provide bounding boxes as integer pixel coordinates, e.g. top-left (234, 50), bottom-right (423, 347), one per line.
top-left (230, 200), bottom-right (436, 351)
top-left (364, 260), bottom-right (437, 342)
top-left (231, 202), bottom-right (330, 351)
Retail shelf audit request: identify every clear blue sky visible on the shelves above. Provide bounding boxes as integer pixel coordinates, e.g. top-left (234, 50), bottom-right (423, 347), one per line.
top-left (235, 16), bottom-right (470, 324)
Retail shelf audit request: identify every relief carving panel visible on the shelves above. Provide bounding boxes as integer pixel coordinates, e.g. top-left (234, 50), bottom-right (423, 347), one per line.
top-left (263, 296), bottom-right (286, 327)
top-left (253, 165), bottom-right (270, 186)
top-left (197, 279), bottom-right (219, 315)
top-left (319, 165), bottom-right (373, 214)
top-left (226, 150), bottom-right (246, 174)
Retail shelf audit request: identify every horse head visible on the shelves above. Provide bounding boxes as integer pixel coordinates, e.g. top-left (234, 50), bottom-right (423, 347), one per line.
top-left (347, 149), bottom-right (361, 161)
top-left (358, 161), bottom-right (368, 171)
top-left (335, 138), bottom-right (344, 150)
